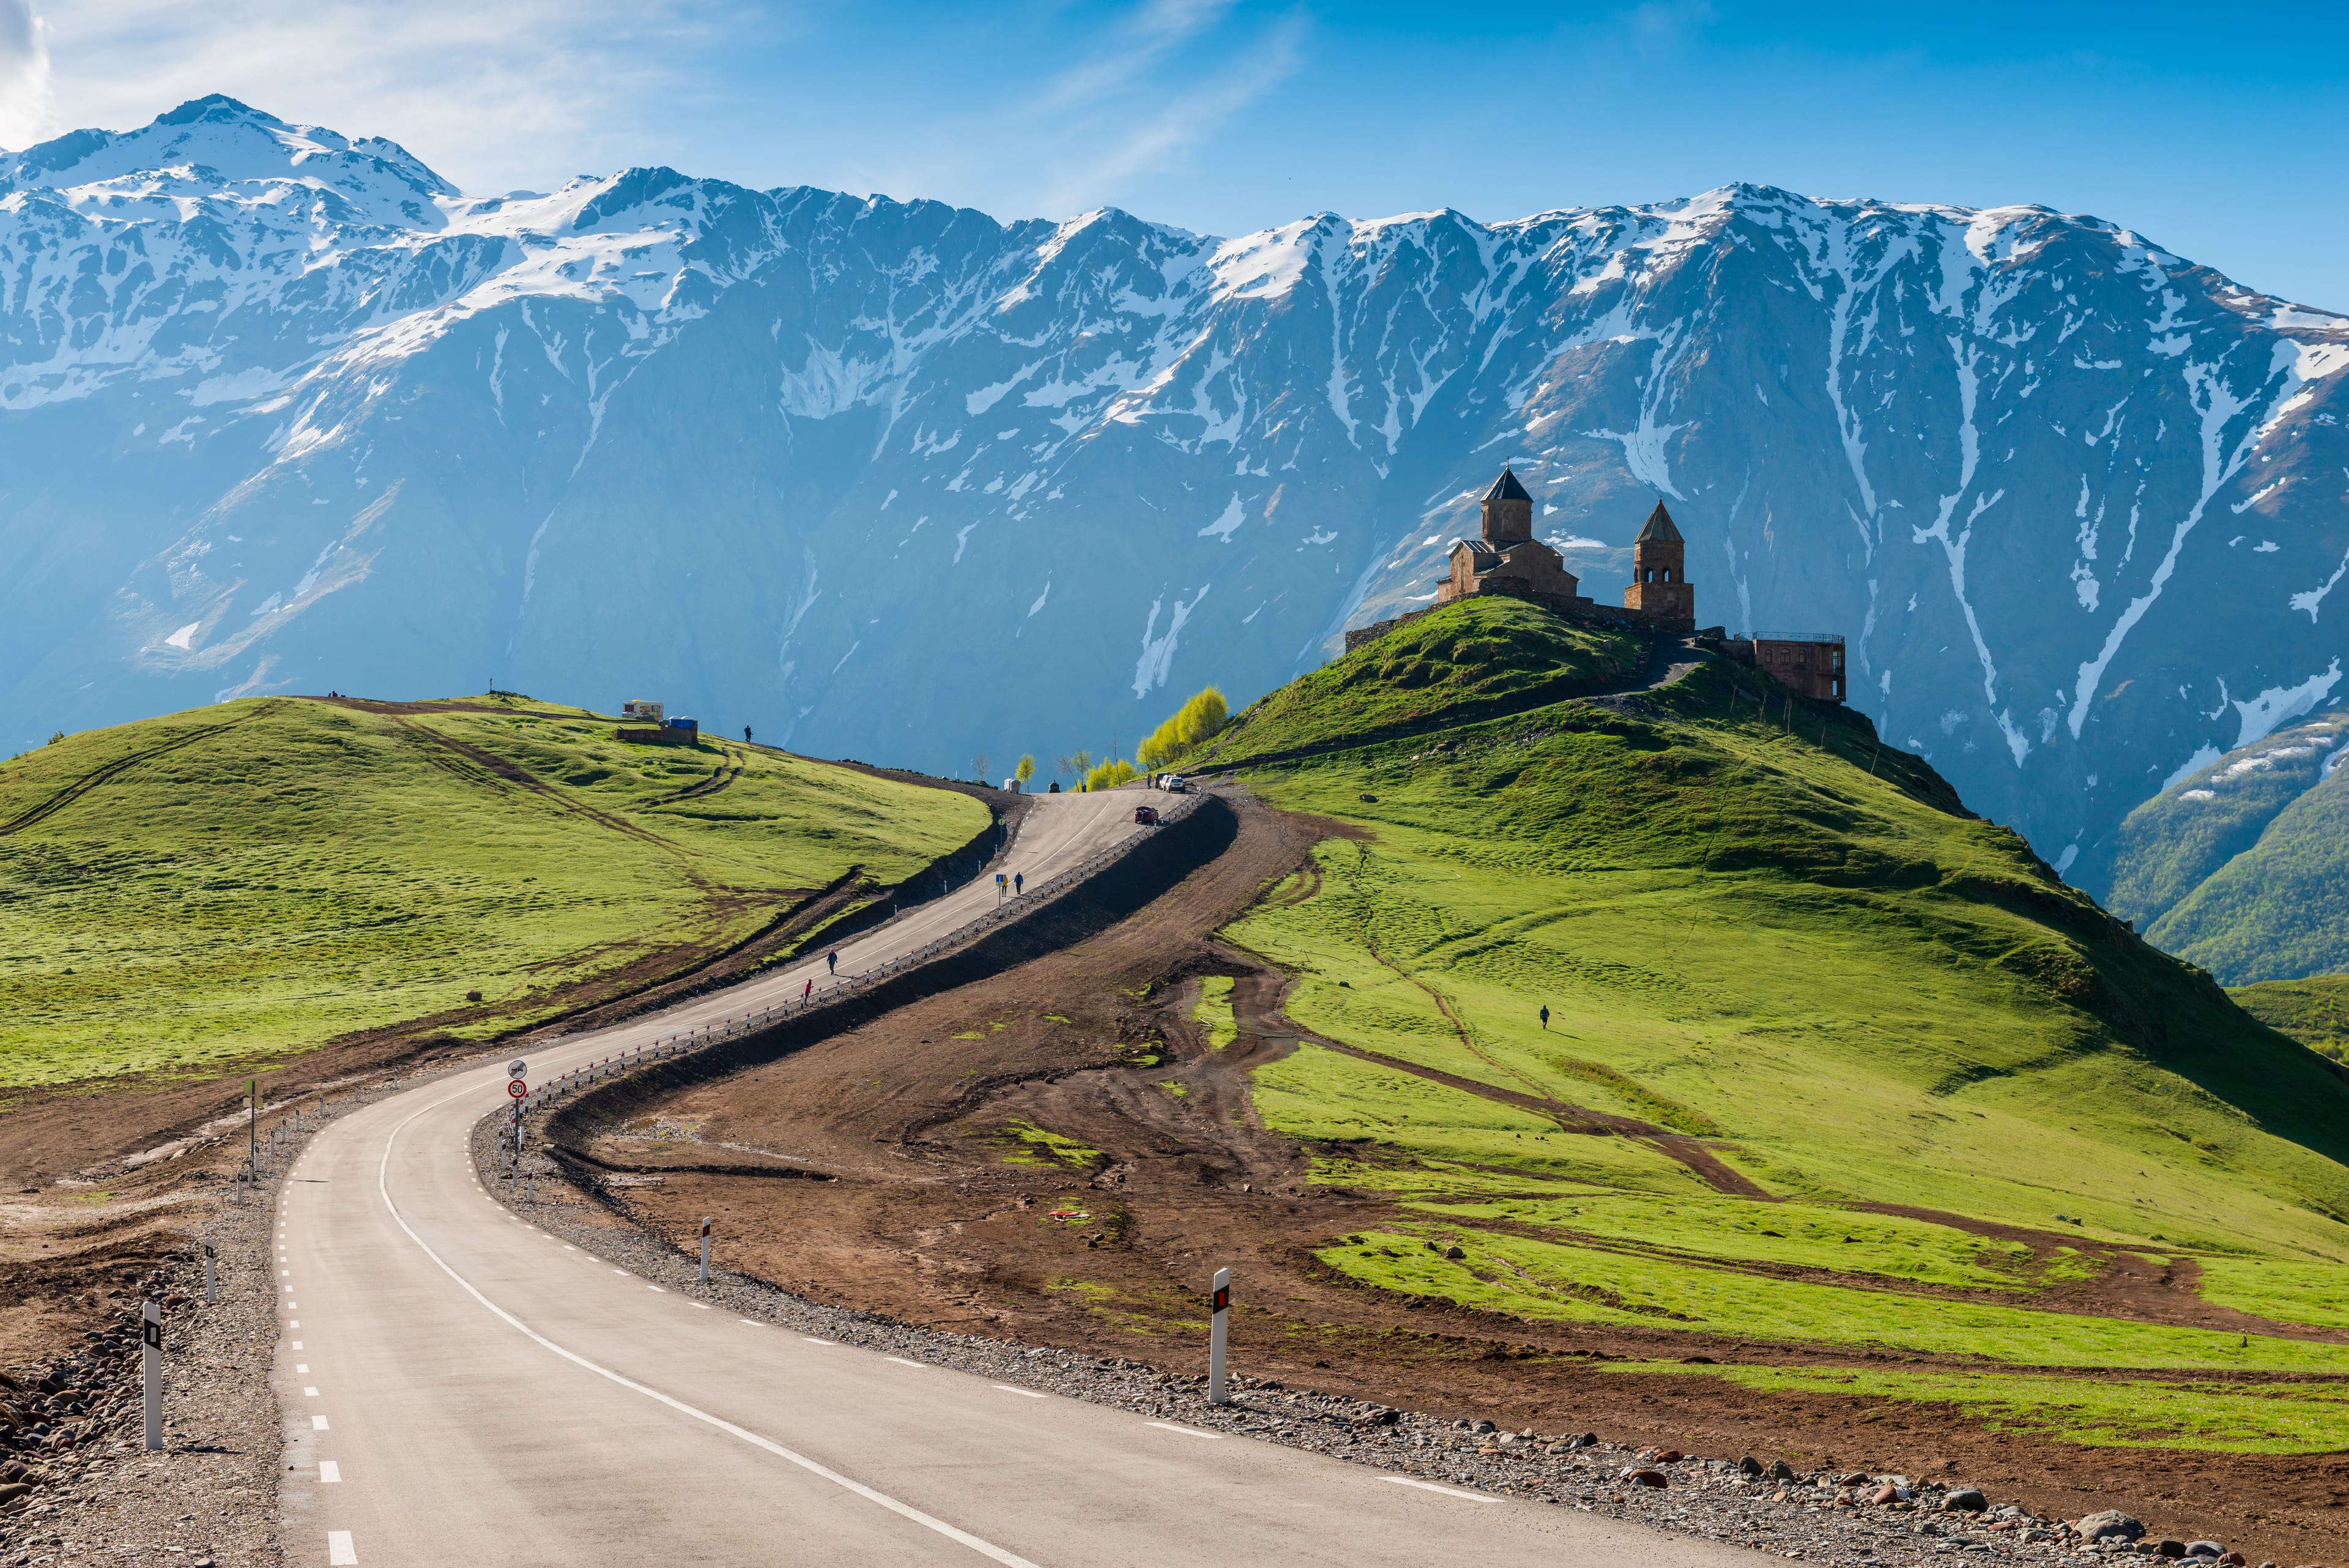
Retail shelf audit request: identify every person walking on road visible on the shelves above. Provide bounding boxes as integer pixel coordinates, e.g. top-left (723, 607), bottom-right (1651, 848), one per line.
top-left (1539, 1005), bottom-right (1549, 1030)
top-left (803, 978), bottom-right (813, 1001)
top-left (1013, 872), bottom-right (1023, 895)
top-left (826, 950), bottom-right (837, 975)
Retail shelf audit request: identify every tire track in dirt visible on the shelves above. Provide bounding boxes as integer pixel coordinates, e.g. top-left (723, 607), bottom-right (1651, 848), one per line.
top-left (0, 701), bottom-right (281, 838)
top-left (1323, 841), bottom-right (1772, 1198)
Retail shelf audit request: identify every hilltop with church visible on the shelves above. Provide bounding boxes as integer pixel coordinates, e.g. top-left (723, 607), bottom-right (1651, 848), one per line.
top-left (1347, 467), bottom-right (1847, 703)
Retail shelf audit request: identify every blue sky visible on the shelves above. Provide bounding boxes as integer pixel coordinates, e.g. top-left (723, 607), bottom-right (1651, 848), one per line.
top-left (6, 1), bottom-right (2343, 308)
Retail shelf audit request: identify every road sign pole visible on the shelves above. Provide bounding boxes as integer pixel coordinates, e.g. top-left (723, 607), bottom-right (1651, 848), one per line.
top-left (202, 1243), bottom-right (217, 1306)
top-left (1208, 1268), bottom-right (1231, 1406)
top-left (248, 1079), bottom-right (257, 1177)
top-left (141, 1301), bottom-right (163, 1451)
top-left (699, 1216), bottom-right (711, 1285)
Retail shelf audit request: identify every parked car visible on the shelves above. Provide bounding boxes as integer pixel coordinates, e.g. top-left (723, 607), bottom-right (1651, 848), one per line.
top-left (1133, 806), bottom-right (1160, 826)
top-left (1157, 774), bottom-right (1190, 793)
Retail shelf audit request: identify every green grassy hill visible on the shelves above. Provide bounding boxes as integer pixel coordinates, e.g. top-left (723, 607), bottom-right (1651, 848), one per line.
top-left (1194, 598), bottom-right (1647, 768)
top-left (2098, 710), bottom-right (2349, 984)
top-left (1208, 603), bottom-right (2349, 1454)
top-left (0, 696), bottom-right (987, 1094)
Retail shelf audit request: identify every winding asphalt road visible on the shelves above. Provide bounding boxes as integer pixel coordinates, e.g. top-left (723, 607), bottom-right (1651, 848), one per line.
top-left (267, 788), bottom-right (1751, 1566)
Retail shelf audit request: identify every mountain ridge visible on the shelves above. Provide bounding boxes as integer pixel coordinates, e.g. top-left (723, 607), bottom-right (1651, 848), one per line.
top-left (4, 96), bottom-right (2347, 882)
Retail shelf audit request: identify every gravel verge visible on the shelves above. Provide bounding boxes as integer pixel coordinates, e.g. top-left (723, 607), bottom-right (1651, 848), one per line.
top-left (0, 1057), bottom-right (500, 1568)
top-left (473, 1118), bottom-right (2282, 1568)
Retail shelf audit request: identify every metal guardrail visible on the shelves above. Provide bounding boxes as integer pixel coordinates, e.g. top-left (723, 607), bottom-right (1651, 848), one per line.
top-left (521, 790), bottom-right (1210, 1109)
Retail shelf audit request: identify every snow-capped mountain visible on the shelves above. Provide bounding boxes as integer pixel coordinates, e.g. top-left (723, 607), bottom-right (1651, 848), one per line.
top-left (5, 95), bottom-right (2347, 885)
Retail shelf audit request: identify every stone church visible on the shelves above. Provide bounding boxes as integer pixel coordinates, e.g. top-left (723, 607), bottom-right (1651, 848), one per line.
top-left (1436, 468), bottom-right (1696, 633)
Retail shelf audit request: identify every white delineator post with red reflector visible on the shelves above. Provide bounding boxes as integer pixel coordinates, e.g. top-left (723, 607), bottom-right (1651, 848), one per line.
top-left (1208, 1268), bottom-right (1230, 1406)
top-left (699, 1217), bottom-right (712, 1285)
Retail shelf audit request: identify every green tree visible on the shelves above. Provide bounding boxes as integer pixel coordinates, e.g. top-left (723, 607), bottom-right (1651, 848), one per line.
top-left (1014, 754), bottom-right (1035, 789)
top-left (1136, 686), bottom-right (1230, 769)
top-left (1085, 757), bottom-right (1140, 791)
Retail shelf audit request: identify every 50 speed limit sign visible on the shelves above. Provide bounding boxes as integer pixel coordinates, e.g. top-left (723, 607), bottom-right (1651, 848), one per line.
top-left (507, 1079), bottom-right (528, 1099)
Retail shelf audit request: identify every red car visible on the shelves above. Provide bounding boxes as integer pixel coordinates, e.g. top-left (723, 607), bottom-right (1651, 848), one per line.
top-left (1133, 806), bottom-right (1160, 826)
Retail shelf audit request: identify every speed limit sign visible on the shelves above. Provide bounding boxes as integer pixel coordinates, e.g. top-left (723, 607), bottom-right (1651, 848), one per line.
top-left (507, 1079), bottom-right (527, 1099)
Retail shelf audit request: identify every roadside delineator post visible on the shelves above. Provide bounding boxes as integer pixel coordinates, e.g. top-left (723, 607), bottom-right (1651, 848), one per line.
top-left (202, 1242), bottom-right (217, 1306)
top-left (141, 1300), bottom-right (164, 1451)
top-left (1208, 1268), bottom-right (1231, 1406)
top-left (699, 1216), bottom-right (712, 1285)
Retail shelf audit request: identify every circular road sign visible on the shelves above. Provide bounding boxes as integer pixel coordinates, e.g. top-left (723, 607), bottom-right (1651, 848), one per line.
top-left (506, 1079), bottom-right (528, 1099)
top-left (507, 1059), bottom-right (527, 1077)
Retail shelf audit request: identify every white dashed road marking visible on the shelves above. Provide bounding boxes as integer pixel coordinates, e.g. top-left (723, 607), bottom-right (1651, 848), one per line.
top-left (319, 1460), bottom-right (342, 1483)
top-left (312, 1415), bottom-right (330, 1431)
top-left (377, 1086), bottom-right (1042, 1568)
top-left (993, 1386), bottom-right (1047, 1399)
top-left (328, 1529), bottom-right (358, 1564)
top-left (1147, 1422), bottom-right (1224, 1440)
top-left (885, 1358), bottom-right (926, 1369)
top-left (304, 1386), bottom-right (320, 1397)
top-left (1384, 1476), bottom-right (1497, 1503)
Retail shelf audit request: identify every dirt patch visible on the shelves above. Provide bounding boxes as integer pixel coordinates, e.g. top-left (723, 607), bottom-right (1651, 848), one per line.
top-left (560, 789), bottom-right (2349, 1568)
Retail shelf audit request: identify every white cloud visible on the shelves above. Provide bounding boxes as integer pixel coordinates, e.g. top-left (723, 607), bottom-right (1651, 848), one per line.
top-left (0, 0), bottom-right (53, 151)
top-left (6, 0), bottom-right (743, 192)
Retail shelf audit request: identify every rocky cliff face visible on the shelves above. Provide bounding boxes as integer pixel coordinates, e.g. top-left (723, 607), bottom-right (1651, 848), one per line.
top-left (4, 96), bottom-right (2345, 869)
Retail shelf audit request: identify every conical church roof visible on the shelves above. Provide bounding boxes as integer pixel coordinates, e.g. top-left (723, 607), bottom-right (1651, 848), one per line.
top-left (1483, 468), bottom-right (1532, 503)
top-left (1636, 500), bottom-right (1683, 544)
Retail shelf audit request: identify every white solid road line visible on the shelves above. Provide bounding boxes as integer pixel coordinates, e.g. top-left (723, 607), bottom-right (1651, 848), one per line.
top-left (1385, 1476), bottom-right (1499, 1503)
top-left (319, 1460), bottom-right (342, 1483)
top-left (374, 1089), bottom-right (1046, 1568)
top-left (327, 1529), bottom-right (357, 1564)
top-left (1146, 1421), bottom-right (1225, 1440)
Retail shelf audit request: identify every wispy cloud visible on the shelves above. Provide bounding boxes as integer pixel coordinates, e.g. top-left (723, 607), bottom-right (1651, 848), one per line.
top-left (972, 1), bottom-right (1305, 222)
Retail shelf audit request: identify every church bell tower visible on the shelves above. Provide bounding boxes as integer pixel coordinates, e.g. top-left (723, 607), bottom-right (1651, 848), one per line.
top-left (1624, 500), bottom-right (1694, 620)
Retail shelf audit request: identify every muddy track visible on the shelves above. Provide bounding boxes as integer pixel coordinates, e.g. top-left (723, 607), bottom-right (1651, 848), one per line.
top-left (1319, 843), bottom-right (1773, 1198)
top-left (643, 748), bottom-right (746, 807)
top-left (0, 701), bottom-right (280, 838)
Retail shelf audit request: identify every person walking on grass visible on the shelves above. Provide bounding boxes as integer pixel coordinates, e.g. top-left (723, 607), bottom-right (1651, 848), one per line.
top-left (1540, 1005), bottom-right (1549, 1030)
top-left (826, 950), bottom-right (837, 976)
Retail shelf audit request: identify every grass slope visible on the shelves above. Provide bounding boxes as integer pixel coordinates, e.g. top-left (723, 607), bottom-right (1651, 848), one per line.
top-left (1214, 612), bottom-right (2349, 1452)
top-left (0, 696), bottom-right (986, 1093)
top-left (1195, 598), bottom-right (1646, 768)
top-left (2102, 711), bottom-right (2349, 984)
top-left (2232, 973), bottom-right (2349, 1061)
